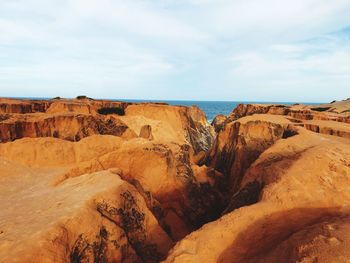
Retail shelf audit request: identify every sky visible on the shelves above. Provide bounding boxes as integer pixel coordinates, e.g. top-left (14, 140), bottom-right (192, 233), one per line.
top-left (0, 0), bottom-right (350, 102)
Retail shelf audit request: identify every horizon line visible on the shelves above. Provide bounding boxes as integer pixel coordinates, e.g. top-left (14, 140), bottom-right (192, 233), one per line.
top-left (1, 96), bottom-right (326, 104)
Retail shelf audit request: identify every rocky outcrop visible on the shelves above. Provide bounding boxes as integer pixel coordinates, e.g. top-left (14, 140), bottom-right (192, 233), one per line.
top-left (0, 98), bottom-right (130, 115)
top-left (301, 120), bottom-right (350, 139)
top-left (0, 114), bottom-right (136, 142)
top-left (313, 98), bottom-right (350, 114)
top-left (211, 114), bottom-right (227, 132)
top-left (0, 134), bottom-right (221, 244)
top-left (46, 100), bottom-right (130, 115)
top-left (120, 104), bottom-right (215, 153)
top-left (207, 115), bottom-right (298, 194)
top-left (0, 99), bottom-right (215, 152)
top-left (165, 115), bottom-right (350, 263)
top-left (185, 106), bottom-right (215, 153)
top-left (0, 165), bottom-right (172, 262)
top-left (2, 98), bottom-right (350, 263)
top-left (0, 98), bottom-right (219, 263)
top-left (228, 102), bottom-right (350, 124)
top-left (221, 102), bottom-right (350, 139)
top-left (0, 99), bottom-right (51, 114)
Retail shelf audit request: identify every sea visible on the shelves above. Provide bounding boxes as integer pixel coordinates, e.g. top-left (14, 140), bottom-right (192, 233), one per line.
top-left (11, 97), bottom-right (321, 123)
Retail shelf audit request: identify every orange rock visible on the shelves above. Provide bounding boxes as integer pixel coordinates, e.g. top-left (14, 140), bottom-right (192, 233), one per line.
top-left (165, 115), bottom-right (350, 263)
top-left (139, 125), bottom-right (154, 140)
top-left (0, 113), bottom-right (136, 142)
top-left (0, 165), bottom-right (172, 262)
top-left (120, 103), bottom-right (215, 153)
top-left (1, 98), bottom-right (350, 263)
top-left (211, 114), bottom-right (227, 132)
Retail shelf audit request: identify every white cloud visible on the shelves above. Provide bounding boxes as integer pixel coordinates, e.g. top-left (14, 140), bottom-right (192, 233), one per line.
top-left (231, 49), bottom-right (350, 76)
top-left (227, 35), bottom-right (350, 102)
top-left (0, 0), bottom-right (350, 100)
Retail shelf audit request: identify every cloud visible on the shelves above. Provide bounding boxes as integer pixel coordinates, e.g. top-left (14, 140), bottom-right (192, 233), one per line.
top-left (227, 31), bottom-right (350, 101)
top-left (0, 0), bottom-right (349, 100)
top-left (239, 27), bottom-right (350, 72)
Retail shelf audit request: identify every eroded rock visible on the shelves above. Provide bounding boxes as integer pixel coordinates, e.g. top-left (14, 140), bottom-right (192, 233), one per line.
top-left (139, 125), bottom-right (154, 140)
top-left (0, 114), bottom-right (136, 142)
top-left (165, 114), bottom-right (350, 263)
top-left (1, 98), bottom-right (350, 263)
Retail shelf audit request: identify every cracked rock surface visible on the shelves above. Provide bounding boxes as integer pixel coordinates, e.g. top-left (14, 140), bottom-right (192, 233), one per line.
top-left (0, 98), bottom-right (350, 263)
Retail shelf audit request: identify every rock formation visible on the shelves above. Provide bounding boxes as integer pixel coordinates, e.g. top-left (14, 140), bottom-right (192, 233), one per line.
top-left (165, 99), bottom-right (350, 263)
top-left (211, 114), bottom-right (227, 132)
top-left (0, 97), bottom-right (217, 263)
top-left (139, 125), bottom-right (154, 140)
top-left (0, 97), bottom-right (350, 263)
top-left (224, 99), bottom-right (350, 138)
top-left (0, 113), bottom-right (137, 143)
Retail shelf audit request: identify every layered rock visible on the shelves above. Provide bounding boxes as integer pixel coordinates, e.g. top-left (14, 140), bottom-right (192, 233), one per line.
top-left (219, 99), bottom-right (350, 139)
top-left (0, 98), bottom-right (135, 142)
top-left (228, 103), bottom-right (350, 123)
top-left (0, 97), bottom-right (130, 115)
top-left (0, 98), bottom-right (214, 153)
top-left (0, 113), bottom-right (136, 143)
top-left (207, 115), bottom-right (298, 195)
top-left (0, 161), bottom-right (172, 262)
top-left (120, 104), bottom-right (215, 153)
top-left (301, 119), bottom-right (350, 139)
top-left (165, 114), bottom-right (350, 263)
top-left (0, 98), bottom-right (51, 114)
top-left (2, 97), bottom-right (350, 263)
top-left (0, 135), bottom-right (221, 250)
top-left (0, 98), bottom-right (218, 263)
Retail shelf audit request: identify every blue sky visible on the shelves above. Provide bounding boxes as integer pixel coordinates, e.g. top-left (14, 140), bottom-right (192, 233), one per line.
top-left (0, 0), bottom-right (350, 102)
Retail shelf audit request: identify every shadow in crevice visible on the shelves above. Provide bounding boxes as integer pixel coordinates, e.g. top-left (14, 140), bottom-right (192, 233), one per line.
top-left (221, 143), bottom-right (312, 217)
top-left (222, 180), bottom-right (264, 215)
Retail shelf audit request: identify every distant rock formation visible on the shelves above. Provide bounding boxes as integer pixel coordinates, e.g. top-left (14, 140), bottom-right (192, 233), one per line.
top-left (0, 114), bottom-right (136, 143)
top-left (218, 100), bottom-right (350, 139)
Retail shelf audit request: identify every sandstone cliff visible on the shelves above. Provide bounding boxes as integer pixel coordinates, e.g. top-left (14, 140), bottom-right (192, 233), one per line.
top-left (216, 99), bottom-right (350, 139)
top-left (165, 99), bottom-right (350, 263)
top-left (0, 98), bottom-right (217, 263)
top-left (0, 98), bottom-right (215, 152)
top-left (1, 97), bottom-right (350, 263)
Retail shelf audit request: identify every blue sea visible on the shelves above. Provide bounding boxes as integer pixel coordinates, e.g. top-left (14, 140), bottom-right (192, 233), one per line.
top-left (10, 97), bottom-right (320, 123)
